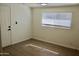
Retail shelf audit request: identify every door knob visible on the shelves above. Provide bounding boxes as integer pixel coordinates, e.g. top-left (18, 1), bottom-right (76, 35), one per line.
top-left (8, 26), bottom-right (11, 31)
top-left (8, 26), bottom-right (11, 28)
top-left (8, 29), bottom-right (11, 31)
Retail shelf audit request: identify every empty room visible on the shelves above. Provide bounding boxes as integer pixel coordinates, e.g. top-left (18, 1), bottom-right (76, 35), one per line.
top-left (0, 3), bottom-right (79, 56)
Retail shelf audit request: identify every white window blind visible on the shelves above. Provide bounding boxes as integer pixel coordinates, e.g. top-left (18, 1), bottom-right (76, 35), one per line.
top-left (42, 12), bottom-right (72, 29)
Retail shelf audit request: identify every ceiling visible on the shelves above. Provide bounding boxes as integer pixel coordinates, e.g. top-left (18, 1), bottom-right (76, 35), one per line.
top-left (24, 3), bottom-right (79, 8)
top-left (0, 3), bottom-right (78, 8)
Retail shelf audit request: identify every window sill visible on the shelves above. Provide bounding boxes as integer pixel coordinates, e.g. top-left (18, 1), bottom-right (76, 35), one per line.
top-left (42, 25), bottom-right (71, 30)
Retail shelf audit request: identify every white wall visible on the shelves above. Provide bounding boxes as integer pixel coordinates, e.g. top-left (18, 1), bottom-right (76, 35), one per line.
top-left (32, 5), bottom-right (79, 50)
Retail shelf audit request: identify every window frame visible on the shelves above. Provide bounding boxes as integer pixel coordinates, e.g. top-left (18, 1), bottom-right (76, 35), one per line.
top-left (42, 12), bottom-right (72, 29)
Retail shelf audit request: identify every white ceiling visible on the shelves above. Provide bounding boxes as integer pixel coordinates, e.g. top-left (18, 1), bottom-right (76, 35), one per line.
top-left (24, 3), bottom-right (79, 7)
top-left (0, 3), bottom-right (78, 7)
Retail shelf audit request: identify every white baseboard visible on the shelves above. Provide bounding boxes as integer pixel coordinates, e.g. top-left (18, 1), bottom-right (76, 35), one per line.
top-left (2, 37), bottom-right (32, 48)
top-left (33, 37), bottom-right (79, 50)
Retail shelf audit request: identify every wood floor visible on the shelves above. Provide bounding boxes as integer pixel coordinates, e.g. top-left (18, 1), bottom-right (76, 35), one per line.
top-left (0, 39), bottom-right (2, 56)
top-left (2, 39), bottom-right (79, 56)
top-left (0, 39), bottom-right (2, 53)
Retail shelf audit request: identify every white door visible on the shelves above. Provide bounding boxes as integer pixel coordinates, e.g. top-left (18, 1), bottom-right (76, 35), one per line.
top-left (0, 4), bottom-right (31, 47)
top-left (11, 5), bottom-right (31, 44)
top-left (0, 6), bottom-right (11, 47)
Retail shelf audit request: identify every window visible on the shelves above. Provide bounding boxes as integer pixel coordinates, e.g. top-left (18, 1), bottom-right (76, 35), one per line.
top-left (42, 12), bottom-right (72, 29)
